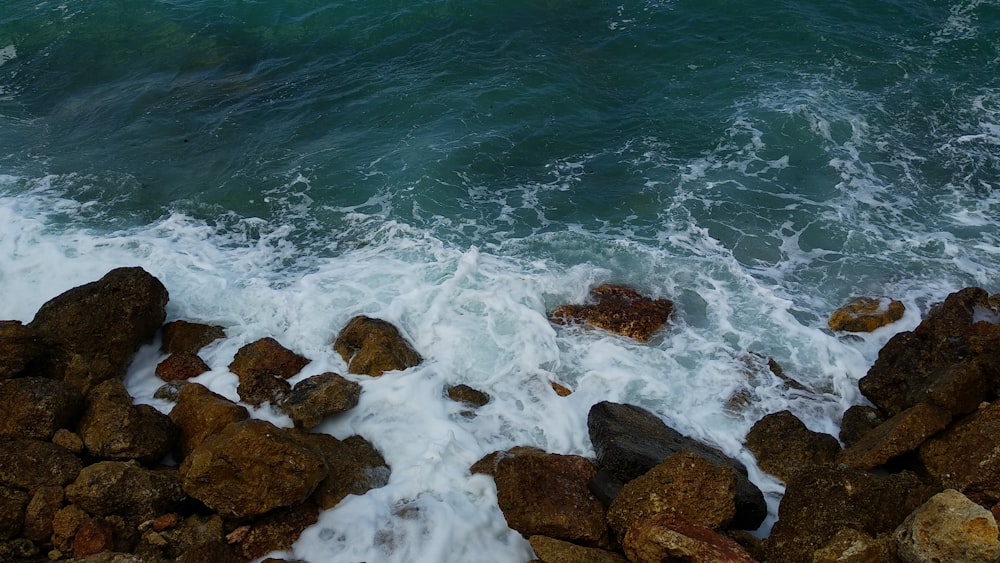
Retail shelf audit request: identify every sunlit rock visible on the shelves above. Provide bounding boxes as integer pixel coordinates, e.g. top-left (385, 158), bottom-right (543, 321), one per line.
top-left (333, 315), bottom-right (422, 377)
top-left (550, 284), bottom-right (673, 343)
top-left (828, 297), bottom-right (904, 333)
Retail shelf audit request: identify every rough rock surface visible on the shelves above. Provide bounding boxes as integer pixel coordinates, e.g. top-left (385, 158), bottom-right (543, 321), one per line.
top-left (229, 503), bottom-right (320, 561)
top-left (0, 486), bottom-right (29, 540)
top-left (73, 518), bottom-right (116, 558)
top-left (837, 402), bottom-right (951, 470)
top-left (0, 438), bottom-right (83, 490)
top-left (236, 369), bottom-right (291, 407)
top-left (28, 267), bottom-right (168, 394)
top-left (840, 405), bottom-right (888, 449)
top-left (828, 297), bottom-right (905, 332)
top-left (0, 321), bottom-right (42, 380)
top-left (228, 337), bottom-right (310, 381)
top-left (622, 513), bottom-right (756, 563)
top-left (78, 379), bottom-right (177, 464)
top-left (155, 352), bottom-right (210, 382)
top-left (65, 461), bottom-right (183, 521)
top-left (745, 410), bottom-right (841, 483)
top-left (281, 372), bottom-right (362, 430)
top-left (528, 535), bottom-right (627, 563)
top-left (894, 489), bottom-right (1000, 563)
top-left (134, 513), bottom-right (230, 561)
top-left (587, 401), bottom-right (766, 530)
top-left (23, 485), bottom-right (62, 542)
top-left (51, 504), bottom-right (89, 552)
top-left (919, 401), bottom-right (1000, 506)
top-left (0, 376), bottom-right (83, 440)
top-left (549, 284), bottom-right (673, 343)
top-left (294, 433), bottom-right (390, 510)
top-left (812, 528), bottom-right (897, 563)
top-left (179, 419), bottom-right (327, 519)
top-left (168, 383), bottom-right (249, 461)
top-left (160, 320), bottom-right (225, 355)
top-left (333, 315), bottom-right (422, 377)
top-left (446, 384), bottom-right (490, 407)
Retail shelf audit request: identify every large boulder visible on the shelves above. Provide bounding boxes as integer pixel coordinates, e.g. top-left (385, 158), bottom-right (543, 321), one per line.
top-left (0, 321), bottom-right (42, 380)
top-left (836, 402), bottom-right (951, 470)
top-left (28, 267), bottom-right (168, 394)
top-left (179, 419), bottom-right (327, 519)
top-left (744, 410), bottom-right (840, 483)
top-left (528, 535), bottom-right (627, 563)
top-left (894, 489), bottom-right (1000, 563)
top-left (622, 513), bottom-right (756, 563)
top-left (550, 285), bottom-right (673, 343)
top-left (0, 438), bottom-right (83, 490)
top-left (293, 433), bottom-right (390, 509)
top-left (160, 320), bottom-right (225, 355)
top-left (333, 316), bottom-right (422, 377)
top-left (0, 376), bottom-right (83, 440)
top-left (168, 383), bottom-right (249, 461)
top-left (919, 401), bottom-right (1000, 506)
top-left (78, 379), bottom-right (177, 465)
top-left (228, 337), bottom-right (310, 381)
top-left (281, 373), bottom-right (362, 430)
top-left (828, 297), bottom-right (905, 333)
top-left (65, 461), bottom-right (183, 521)
top-left (587, 401), bottom-right (766, 530)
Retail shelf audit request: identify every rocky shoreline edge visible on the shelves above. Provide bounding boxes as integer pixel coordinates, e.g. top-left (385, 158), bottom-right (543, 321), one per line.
top-left (1, 267), bottom-right (999, 562)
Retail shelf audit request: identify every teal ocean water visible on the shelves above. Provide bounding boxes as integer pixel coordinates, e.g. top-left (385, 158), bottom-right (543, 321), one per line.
top-left (2, 1), bottom-right (999, 560)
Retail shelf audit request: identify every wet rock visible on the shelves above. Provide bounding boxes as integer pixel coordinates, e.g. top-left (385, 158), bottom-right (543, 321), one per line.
top-left (174, 540), bottom-right (241, 563)
top-left (179, 419), bottom-right (327, 519)
top-left (65, 461), bottom-right (183, 521)
top-left (168, 382), bottom-right (249, 461)
top-left (528, 535), bottom-right (627, 563)
top-left (840, 405), bottom-right (888, 449)
top-left (295, 433), bottom-right (390, 509)
top-left (0, 485), bottom-right (29, 540)
top-left (53, 428), bottom-right (85, 454)
top-left (0, 320), bottom-right (42, 379)
top-left (894, 489), bottom-right (1000, 563)
top-left (837, 402), bottom-right (951, 470)
top-left (155, 352), bottom-right (210, 382)
top-left (622, 513), bottom-right (756, 563)
top-left (73, 518), bottom-right (116, 558)
top-left (763, 465), bottom-right (936, 563)
top-left (470, 446), bottom-right (545, 477)
top-left (152, 380), bottom-right (189, 402)
top-left (745, 410), bottom-right (841, 483)
top-left (229, 337), bottom-right (310, 381)
top-left (0, 438), bottom-right (83, 489)
top-left (236, 369), bottom-right (291, 408)
top-left (160, 320), bottom-right (225, 355)
top-left (333, 316), bottom-right (422, 377)
top-left (52, 505), bottom-right (89, 552)
top-left (488, 448), bottom-right (611, 548)
top-left (0, 376), bottom-right (83, 440)
top-left (135, 513), bottom-right (227, 561)
top-left (919, 401), bottom-right (1000, 506)
top-left (280, 372), bottom-right (361, 430)
top-left (28, 267), bottom-right (168, 395)
top-left (229, 503), bottom-right (320, 561)
top-left (607, 451), bottom-right (737, 542)
top-left (550, 284), bottom-right (673, 343)
top-left (811, 528), bottom-right (897, 563)
top-left (78, 379), bottom-right (177, 464)
top-left (23, 485), bottom-right (63, 542)
top-left (828, 297), bottom-right (905, 333)
top-left (550, 381), bottom-right (572, 397)
top-left (587, 401), bottom-right (766, 530)
top-left (446, 384), bottom-right (490, 408)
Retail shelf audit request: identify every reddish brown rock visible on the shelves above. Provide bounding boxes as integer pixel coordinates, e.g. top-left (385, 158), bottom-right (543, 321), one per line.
top-left (550, 284), bottom-right (673, 343)
top-left (607, 451), bottom-right (737, 541)
top-left (0, 321), bottom-right (42, 379)
top-left (446, 384), bottom-right (490, 408)
top-left (160, 320), bottom-right (225, 355)
top-left (168, 383), bottom-right (249, 461)
top-left (23, 485), bottom-right (63, 542)
top-left (0, 485), bottom-right (29, 540)
top-left (0, 376), bottom-right (83, 440)
top-left (28, 267), bottom-right (168, 395)
top-left (839, 405), bottom-right (888, 449)
top-left (229, 503), bottom-right (320, 561)
top-left (0, 438), bottom-right (83, 490)
top-left (236, 369), bottom-right (291, 407)
top-left (294, 433), bottom-right (390, 509)
top-left (333, 316), bottom-right (422, 377)
top-left (73, 518), bottom-right (116, 558)
top-left (78, 379), bottom-right (177, 464)
top-left (51, 504), bottom-right (89, 552)
top-left (155, 352), bottom-right (210, 382)
top-left (745, 410), bottom-right (840, 483)
top-left (229, 337), bottom-right (310, 381)
top-left (828, 297), bottom-right (905, 333)
top-left (622, 513), bottom-right (756, 563)
top-left (281, 373), bottom-right (362, 430)
top-left (919, 401), bottom-right (1000, 506)
top-left (65, 461), bottom-right (182, 521)
top-left (837, 402), bottom-right (951, 470)
top-left (528, 535), bottom-right (627, 563)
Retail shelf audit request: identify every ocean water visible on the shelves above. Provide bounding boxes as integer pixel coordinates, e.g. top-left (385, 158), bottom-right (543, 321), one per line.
top-left (1, 0), bottom-right (998, 560)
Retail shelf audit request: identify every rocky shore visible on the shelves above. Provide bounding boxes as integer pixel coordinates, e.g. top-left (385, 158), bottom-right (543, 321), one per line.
top-left (1, 268), bottom-right (999, 562)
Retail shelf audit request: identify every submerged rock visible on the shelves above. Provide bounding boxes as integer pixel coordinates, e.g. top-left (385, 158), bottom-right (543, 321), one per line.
top-left (281, 372), bottom-right (362, 430)
top-left (828, 297), bottom-right (905, 333)
top-left (160, 320), bottom-right (225, 355)
top-left (333, 316), bottom-right (422, 377)
top-left (228, 337), bottom-right (310, 381)
top-left (550, 284), bottom-right (673, 343)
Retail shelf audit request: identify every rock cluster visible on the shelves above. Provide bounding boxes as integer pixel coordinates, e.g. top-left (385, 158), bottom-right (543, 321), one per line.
top-left (0, 268), bottom-right (394, 561)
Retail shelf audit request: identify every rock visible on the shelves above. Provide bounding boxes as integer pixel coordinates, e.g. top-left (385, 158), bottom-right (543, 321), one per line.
top-left (840, 405), bottom-right (888, 449)
top-left (174, 540), bottom-right (241, 563)
top-left (28, 267), bottom-right (168, 395)
top-left (0, 321), bottom-right (42, 379)
top-left (828, 297), bottom-right (905, 332)
top-left (73, 518), bottom-right (116, 558)
top-left (53, 428), bottom-right (85, 454)
top-left (160, 320), bottom-right (225, 355)
top-left (78, 379), bottom-right (177, 464)
top-left (919, 401), bottom-right (1000, 506)
top-left (0, 485), bottom-right (29, 540)
top-left (550, 381), bottom-right (572, 397)
top-left (470, 446), bottom-right (545, 477)
top-left (134, 513), bottom-right (227, 561)
top-left (811, 528), bottom-right (897, 563)
top-left (72, 552), bottom-right (147, 563)
top-left (333, 316), bottom-right (422, 377)
top-left (229, 503), bottom-right (320, 561)
top-left (0, 376), bottom-right (83, 440)
top-left (859, 287), bottom-right (1000, 417)
top-left (622, 513), bottom-right (756, 563)
top-left (23, 485), bottom-right (63, 542)
top-left (155, 352), bottom-right (210, 382)
top-left (607, 451), bottom-right (737, 541)
top-left (229, 337), bottom-right (310, 381)
top-left (0, 438), bottom-right (83, 489)
top-left (0, 538), bottom-right (38, 560)
top-left (489, 448), bottom-right (611, 549)
top-left (763, 465), bottom-right (936, 563)
top-left (168, 383), bottom-right (249, 461)
top-left (65, 461), bottom-right (183, 521)
top-left (52, 505), bottom-right (89, 552)
top-left (895, 489), bottom-right (1000, 563)
top-left (295, 433), bottom-right (390, 509)
top-left (837, 402), bottom-right (951, 470)
top-left (179, 419), bottom-right (327, 519)
top-left (587, 401), bottom-right (767, 530)
top-left (153, 380), bottom-right (189, 402)
top-left (549, 284), bottom-right (673, 343)
top-left (446, 384), bottom-right (490, 408)
top-left (528, 535), bottom-right (627, 563)
top-left (236, 369), bottom-right (291, 408)
top-left (281, 373), bottom-right (362, 430)
top-left (745, 410), bottom-right (841, 483)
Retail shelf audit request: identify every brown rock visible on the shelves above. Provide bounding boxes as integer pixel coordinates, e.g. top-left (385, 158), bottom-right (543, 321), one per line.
top-left (528, 535), bottom-right (627, 563)
top-left (72, 552), bottom-right (147, 563)
top-left (550, 381), bottom-right (572, 397)
top-left (0, 485), bottom-right (29, 540)
top-left (52, 428), bottom-right (85, 454)
top-left (0, 320), bottom-right (42, 379)
top-left (153, 380), bottom-right (189, 402)
top-left (78, 379), bottom-right (177, 464)
top-left (622, 513), bottom-right (756, 563)
top-left (236, 369), bottom-right (291, 408)
top-left (470, 446), bottom-right (545, 477)
top-left (0, 376), bottom-right (83, 440)
top-left (0, 438), bottom-right (83, 490)
top-left (51, 504), bottom-right (89, 552)
top-left (0, 538), bottom-right (38, 560)
top-left (168, 383), bottom-right (249, 461)
top-left (160, 320), bottom-right (225, 355)
top-left (550, 284), bottom-right (673, 342)
top-left (919, 401), bottom-right (1000, 506)
top-left (65, 461), bottom-right (183, 521)
top-left (73, 518), bottom-right (116, 558)
top-left (828, 297), bottom-right (905, 332)
top-left (840, 405), bottom-right (888, 449)
top-left (179, 419), bottom-right (327, 519)
top-left (811, 528), bottom-right (896, 563)
top-left (23, 485), bottom-right (63, 542)
top-left (296, 433), bottom-right (390, 509)
top-left (333, 316), bottom-right (422, 377)
top-left (894, 489), bottom-right (1000, 563)
top-left (28, 267), bottom-right (168, 395)
top-left (173, 540), bottom-right (241, 563)
top-left (837, 402), bottom-right (951, 470)
top-left (228, 337), bottom-right (309, 380)
top-left (446, 384), bottom-right (490, 408)
top-left (607, 451), bottom-right (737, 542)
top-left (230, 503), bottom-right (319, 561)
top-left (282, 373), bottom-right (362, 430)
top-left (135, 513), bottom-right (227, 561)
top-left (155, 352), bottom-right (210, 382)
top-left (745, 410), bottom-right (840, 483)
